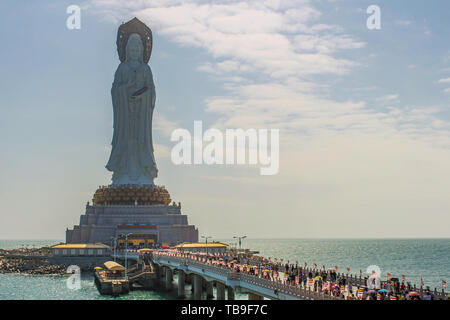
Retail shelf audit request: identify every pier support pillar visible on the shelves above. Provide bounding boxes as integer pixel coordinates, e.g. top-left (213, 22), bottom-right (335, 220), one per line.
top-left (248, 292), bottom-right (264, 300)
top-left (178, 270), bottom-right (185, 298)
top-left (227, 286), bottom-right (235, 300)
top-left (216, 282), bottom-right (226, 300)
top-left (157, 265), bottom-right (164, 279)
top-left (193, 275), bottom-right (203, 300)
top-left (206, 281), bottom-right (214, 299)
top-left (165, 267), bottom-right (173, 291)
top-left (188, 274), bottom-right (194, 292)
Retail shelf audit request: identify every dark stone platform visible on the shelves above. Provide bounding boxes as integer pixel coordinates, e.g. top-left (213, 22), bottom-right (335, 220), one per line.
top-left (66, 202), bottom-right (198, 246)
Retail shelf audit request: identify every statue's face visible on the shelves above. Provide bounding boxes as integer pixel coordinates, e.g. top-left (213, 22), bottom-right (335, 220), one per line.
top-left (128, 41), bottom-right (140, 60)
top-left (126, 34), bottom-right (142, 62)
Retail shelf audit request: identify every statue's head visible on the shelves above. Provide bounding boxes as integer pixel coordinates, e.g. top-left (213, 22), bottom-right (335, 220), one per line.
top-left (126, 33), bottom-right (144, 62)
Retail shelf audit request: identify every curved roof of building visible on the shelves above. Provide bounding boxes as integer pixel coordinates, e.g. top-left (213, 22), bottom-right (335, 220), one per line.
top-left (51, 243), bottom-right (110, 249)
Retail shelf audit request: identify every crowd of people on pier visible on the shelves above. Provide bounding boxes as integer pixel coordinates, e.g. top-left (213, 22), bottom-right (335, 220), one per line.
top-left (152, 249), bottom-right (448, 300)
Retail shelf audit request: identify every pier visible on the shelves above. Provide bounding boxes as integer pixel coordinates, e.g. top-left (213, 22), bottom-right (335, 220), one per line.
top-left (152, 252), bottom-right (333, 300)
top-left (111, 249), bottom-right (448, 300)
top-left (153, 251), bottom-right (449, 300)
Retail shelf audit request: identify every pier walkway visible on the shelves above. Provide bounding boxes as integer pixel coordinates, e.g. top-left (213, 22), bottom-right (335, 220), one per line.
top-left (152, 252), bottom-right (341, 300)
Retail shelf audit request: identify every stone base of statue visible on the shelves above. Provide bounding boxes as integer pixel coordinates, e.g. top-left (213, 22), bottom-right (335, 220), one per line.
top-left (66, 185), bottom-right (198, 246)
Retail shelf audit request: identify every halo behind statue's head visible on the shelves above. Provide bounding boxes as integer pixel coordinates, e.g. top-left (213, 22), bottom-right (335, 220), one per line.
top-left (117, 17), bottom-right (152, 64)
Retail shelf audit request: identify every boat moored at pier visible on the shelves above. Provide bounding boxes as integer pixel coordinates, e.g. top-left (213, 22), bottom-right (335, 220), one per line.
top-left (94, 261), bottom-right (130, 296)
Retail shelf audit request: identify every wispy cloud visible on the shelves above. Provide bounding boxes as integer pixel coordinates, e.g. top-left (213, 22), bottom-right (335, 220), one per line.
top-left (395, 20), bottom-right (413, 26)
top-left (438, 77), bottom-right (450, 84)
top-left (153, 109), bottom-right (179, 138)
top-left (437, 78), bottom-right (450, 93)
top-left (377, 94), bottom-right (400, 102)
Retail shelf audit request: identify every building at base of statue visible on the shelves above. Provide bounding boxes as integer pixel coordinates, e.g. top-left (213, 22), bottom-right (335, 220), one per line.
top-left (66, 185), bottom-right (198, 246)
top-left (66, 201), bottom-right (199, 246)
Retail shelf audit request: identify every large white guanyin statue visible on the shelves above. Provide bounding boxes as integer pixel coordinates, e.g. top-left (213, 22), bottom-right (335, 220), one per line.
top-left (106, 18), bottom-right (158, 185)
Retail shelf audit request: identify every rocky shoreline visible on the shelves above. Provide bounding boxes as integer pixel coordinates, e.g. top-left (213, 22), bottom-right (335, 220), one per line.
top-left (0, 257), bottom-right (67, 275)
top-left (0, 248), bottom-right (67, 275)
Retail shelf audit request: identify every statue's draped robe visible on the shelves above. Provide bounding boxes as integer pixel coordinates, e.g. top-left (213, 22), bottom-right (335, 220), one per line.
top-left (106, 61), bottom-right (157, 185)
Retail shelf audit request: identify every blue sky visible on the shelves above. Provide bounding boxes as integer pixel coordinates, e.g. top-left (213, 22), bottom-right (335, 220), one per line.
top-left (0, 0), bottom-right (449, 239)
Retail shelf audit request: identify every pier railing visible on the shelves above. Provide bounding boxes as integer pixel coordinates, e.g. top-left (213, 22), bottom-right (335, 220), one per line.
top-left (153, 253), bottom-right (344, 300)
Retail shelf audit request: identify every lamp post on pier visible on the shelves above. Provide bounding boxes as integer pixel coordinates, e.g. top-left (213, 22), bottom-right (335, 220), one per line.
top-left (124, 233), bottom-right (132, 279)
top-left (201, 236), bottom-right (212, 255)
top-left (110, 236), bottom-right (117, 262)
top-left (233, 235), bottom-right (246, 250)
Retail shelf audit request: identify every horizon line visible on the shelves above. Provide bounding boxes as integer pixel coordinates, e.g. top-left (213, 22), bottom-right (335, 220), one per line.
top-left (1, 237), bottom-right (450, 241)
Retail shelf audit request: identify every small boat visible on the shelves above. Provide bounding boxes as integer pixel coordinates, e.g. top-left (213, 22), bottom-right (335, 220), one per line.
top-left (94, 261), bottom-right (130, 296)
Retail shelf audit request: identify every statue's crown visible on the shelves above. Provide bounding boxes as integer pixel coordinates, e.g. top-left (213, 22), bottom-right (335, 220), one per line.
top-left (117, 17), bottom-right (153, 63)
